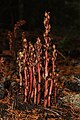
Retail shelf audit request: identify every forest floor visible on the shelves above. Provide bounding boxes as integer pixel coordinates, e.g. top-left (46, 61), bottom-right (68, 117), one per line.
top-left (0, 54), bottom-right (80, 120)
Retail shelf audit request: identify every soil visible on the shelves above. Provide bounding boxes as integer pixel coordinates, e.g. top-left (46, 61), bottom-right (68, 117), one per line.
top-left (0, 55), bottom-right (80, 120)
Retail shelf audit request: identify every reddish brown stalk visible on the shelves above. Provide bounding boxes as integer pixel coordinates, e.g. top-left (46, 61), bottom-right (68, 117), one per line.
top-left (48, 77), bottom-right (53, 107)
top-left (33, 63), bottom-right (37, 104)
top-left (35, 37), bottom-right (42, 104)
top-left (24, 66), bottom-right (28, 102)
top-left (43, 12), bottom-right (51, 107)
top-left (28, 42), bottom-right (34, 101)
top-left (37, 60), bottom-right (41, 104)
top-left (47, 46), bottom-right (55, 107)
top-left (22, 32), bottom-right (28, 102)
top-left (52, 45), bottom-right (57, 105)
top-left (29, 66), bottom-right (33, 98)
top-left (17, 51), bottom-right (23, 88)
top-left (54, 82), bottom-right (57, 104)
top-left (16, 52), bottom-right (24, 105)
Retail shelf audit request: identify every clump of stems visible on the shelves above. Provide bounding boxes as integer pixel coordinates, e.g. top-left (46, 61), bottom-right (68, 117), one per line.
top-left (16, 12), bottom-right (58, 108)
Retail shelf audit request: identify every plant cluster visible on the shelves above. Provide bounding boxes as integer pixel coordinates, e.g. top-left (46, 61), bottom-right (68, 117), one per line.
top-left (0, 12), bottom-right (59, 108)
top-left (16, 12), bottom-right (58, 108)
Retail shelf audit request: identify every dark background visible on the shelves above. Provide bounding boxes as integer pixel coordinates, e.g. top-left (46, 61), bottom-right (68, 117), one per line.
top-left (0, 0), bottom-right (80, 55)
top-left (0, 0), bottom-right (80, 31)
